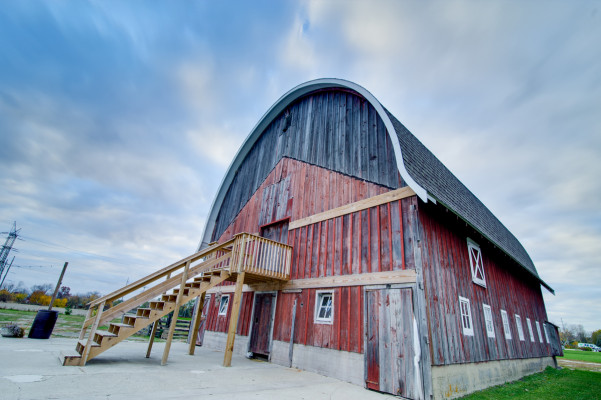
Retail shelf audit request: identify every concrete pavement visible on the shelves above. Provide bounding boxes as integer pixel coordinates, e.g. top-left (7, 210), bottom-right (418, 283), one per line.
top-left (0, 337), bottom-right (395, 400)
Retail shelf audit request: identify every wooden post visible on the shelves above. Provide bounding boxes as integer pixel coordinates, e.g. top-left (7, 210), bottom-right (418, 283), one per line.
top-left (80, 300), bottom-right (105, 366)
top-left (288, 298), bottom-right (297, 367)
top-left (188, 292), bottom-right (206, 355)
top-left (48, 262), bottom-right (68, 311)
top-left (147, 272), bottom-right (171, 358)
top-left (161, 261), bottom-right (191, 365)
top-left (79, 306), bottom-right (93, 341)
top-left (223, 271), bottom-right (245, 367)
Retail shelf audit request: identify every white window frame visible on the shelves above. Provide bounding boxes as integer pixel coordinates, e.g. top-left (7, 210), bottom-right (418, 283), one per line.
top-left (515, 314), bottom-right (525, 341)
top-left (459, 296), bottom-right (474, 336)
top-left (482, 304), bottom-right (495, 338)
top-left (535, 321), bottom-right (544, 343)
top-left (218, 295), bottom-right (229, 316)
top-left (501, 309), bottom-right (512, 340)
top-left (467, 238), bottom-right (486, 287)
top-left (526, 318), bottom-right (535, 342)
top-left (544, 323), bottom-right (551, 343)
top-left (314, 290), bottom-right (334, 324)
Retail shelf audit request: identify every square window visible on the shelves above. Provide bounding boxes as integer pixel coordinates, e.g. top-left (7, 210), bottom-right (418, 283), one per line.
top-left (467, 238), bottom-right (486, 287)
top-left (515, 314), bottom-right (525, 341)
top-left (483, 304), bottom-right (495, 338)
top-left (314, 291), bottom-right (334, 324)
top-left (218, 295), bottom-right (229, 316)
top-left (535, 321), bottom-right (543, 343)
top-left (459, 296), bottom-right (474, 336)
top-left (526, 318), bottom-right (535, 342)
top-left (501, 310), bottom-right (512, 340)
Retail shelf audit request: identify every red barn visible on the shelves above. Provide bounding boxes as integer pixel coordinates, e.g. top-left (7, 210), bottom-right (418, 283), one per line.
top-left (66, 79), bottom-right (561, 400)
top-left (195, 79), bottom-right (561, 399)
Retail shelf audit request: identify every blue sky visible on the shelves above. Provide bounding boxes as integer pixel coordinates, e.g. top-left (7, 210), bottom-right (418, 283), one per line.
top-left (0, 1), bottom-right (599, 333)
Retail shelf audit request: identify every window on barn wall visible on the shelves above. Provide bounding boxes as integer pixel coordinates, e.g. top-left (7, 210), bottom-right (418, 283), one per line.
top-left (501, 310), bottom-right (512, 340)
top-left (544, 323), bottom-right (551, 343)
top-left (515, 314), bottom-right (525, 341)
top-left (459, 296), bottom-right (474, 336)
top-left (482, 304), bottom-right (495, 338)
top-left (218, 295), bottom-right (229, 316)
top-left (535, 321), bottom-right (544, 343)
top-left (314, 291), bottom-right (334, 324)
top-left (526, 318), bottom-right (535, 342)
top-left (467, 238), bottom-right (486, 287)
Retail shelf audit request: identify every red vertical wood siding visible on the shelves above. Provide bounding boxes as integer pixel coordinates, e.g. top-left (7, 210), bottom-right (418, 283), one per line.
top-left (416, 200), bottom-right (553, 365)
top-left (205, 292), bottom-right (254, 336)
top-left (272, 286), bottom-right (364, 353)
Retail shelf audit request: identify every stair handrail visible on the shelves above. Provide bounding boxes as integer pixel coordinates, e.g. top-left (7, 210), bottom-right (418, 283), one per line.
top-left (81, 252), bottom-right (233, 330)
top-left (88, 238), bottom-right (236, 307)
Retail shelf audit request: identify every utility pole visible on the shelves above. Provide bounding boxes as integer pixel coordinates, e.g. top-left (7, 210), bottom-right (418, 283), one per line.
top-left (0, 222), bottom-right (20, 280)
top-left (0, 256), bottom-right (15, 288)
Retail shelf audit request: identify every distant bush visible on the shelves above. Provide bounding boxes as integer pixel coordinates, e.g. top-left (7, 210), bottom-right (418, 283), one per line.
top-left (581, 346), bottom-right (592, 352)
top-left (0, 289), bottom-right (13, 302)
top-left (28, 290), bottom-right (51, 306)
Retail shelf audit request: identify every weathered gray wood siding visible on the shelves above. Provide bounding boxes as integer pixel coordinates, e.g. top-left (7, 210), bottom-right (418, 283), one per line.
top-left (211, 89), bottom-right (403, 241)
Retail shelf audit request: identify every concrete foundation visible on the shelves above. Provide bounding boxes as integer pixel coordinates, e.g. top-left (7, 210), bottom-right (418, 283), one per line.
top-left (201, 331), bottom-right (250, 357)
top-left (271, 340), bottom-right (365, 386)
top-left (431, 356), bottom-right (556, 399)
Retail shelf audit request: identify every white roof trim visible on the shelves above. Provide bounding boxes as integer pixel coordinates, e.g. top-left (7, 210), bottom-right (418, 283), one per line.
top-left (198, 78), bottom-right (428, 250)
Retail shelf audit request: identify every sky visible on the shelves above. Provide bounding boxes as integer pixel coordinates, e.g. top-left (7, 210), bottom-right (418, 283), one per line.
top-left (0, 1), bottom-right (599, 333)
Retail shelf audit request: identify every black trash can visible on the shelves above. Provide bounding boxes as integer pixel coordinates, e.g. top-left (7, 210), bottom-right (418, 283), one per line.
top-left (28, 310), bottom-right (59, 339)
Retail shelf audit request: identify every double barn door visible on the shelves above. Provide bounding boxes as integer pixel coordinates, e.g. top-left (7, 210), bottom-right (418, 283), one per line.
top-left (365, 287), bottom-right (423, 399)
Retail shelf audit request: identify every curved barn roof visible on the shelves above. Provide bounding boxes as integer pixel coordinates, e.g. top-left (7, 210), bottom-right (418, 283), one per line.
top-left (199, 78), bottom-right (552, 292)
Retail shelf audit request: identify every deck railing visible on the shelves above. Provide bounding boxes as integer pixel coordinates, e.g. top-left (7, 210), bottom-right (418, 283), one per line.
top-left (231, 233), bottom-right (292, 280)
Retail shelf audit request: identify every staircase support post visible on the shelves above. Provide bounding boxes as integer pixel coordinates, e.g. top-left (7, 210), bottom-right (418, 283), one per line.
top-left (223, 271), bottom-right (245, 367)
top-left (188, 292), bottom-right (206, 355)
top-left (80, 301), bottom-right (105, 366)
top-left (147, 272), bottom-right (171, 359)
top-left (161, 260), bottom-right (191, 366)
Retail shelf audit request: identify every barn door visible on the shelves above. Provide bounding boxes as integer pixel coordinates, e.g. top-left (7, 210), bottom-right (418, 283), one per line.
top-left (195, 295), bottom-right (211, 346)
top-left (366, 288), bottom-right (422, 399)
top-left (249, 293), bottom-right (275, 358)
top-left (260, 219), bottom-right (289, 244)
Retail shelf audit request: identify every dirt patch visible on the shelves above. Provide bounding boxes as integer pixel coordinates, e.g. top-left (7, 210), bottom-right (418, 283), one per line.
top-left (558, 358), bottom-right (601, 372)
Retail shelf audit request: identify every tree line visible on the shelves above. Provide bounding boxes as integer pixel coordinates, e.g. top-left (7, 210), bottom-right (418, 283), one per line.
top-left (0, 282), bottom-right (100, 309)
top-left (559, 323), bottom-right (601, 348)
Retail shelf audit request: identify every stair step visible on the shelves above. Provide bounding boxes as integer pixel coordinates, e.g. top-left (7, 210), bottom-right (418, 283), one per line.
top-left (136, 308), bottom-right (152, 318)
top-left (108, 323), bottom-right (134, 335)
top-left (161, 294), bottom-right (177, 302)
top-left (149, 301), bottom-right (165, 310)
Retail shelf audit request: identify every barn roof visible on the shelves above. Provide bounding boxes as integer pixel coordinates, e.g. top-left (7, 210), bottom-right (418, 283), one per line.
top-left (199, 78), bottom-right (552, 293)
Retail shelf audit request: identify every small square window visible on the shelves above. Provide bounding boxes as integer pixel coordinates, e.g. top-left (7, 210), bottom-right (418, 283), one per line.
top-left (314, 291), bottom-right (334, 324)
top-left (535, 321), bottom-right (544, 343)
top-left (467, 238), bottom-right (486, 287)
top-left (515, 314), bottom-right (525, 341)
top-left (459, 296), bottom-right (474, 336)
top-left (483, 304), bottom-right (495, 338)
top-left (218, 295), bottom-right (229, 316)
top-left (526, 318), bottom-right (535, 342)
top-left (501, 310), bottom-right (512, 340)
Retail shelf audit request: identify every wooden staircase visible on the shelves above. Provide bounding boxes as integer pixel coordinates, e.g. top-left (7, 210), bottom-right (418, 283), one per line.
top-left (63, 233), bottom-right (293, 367)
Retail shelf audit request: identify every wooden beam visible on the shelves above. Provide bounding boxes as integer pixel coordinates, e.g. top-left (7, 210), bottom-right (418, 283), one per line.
top-left (223, 271), bottom-right (246, 367)
top-left (188, 292), bottom-right (206, 356)
top-left (289, 187), bottom-right (416, 230)
top-left (209, 270), bottom-right (417, 294)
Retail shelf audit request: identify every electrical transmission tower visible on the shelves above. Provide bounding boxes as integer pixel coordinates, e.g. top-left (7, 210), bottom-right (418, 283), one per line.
top-left (0, 221), bottom-right (20, 281)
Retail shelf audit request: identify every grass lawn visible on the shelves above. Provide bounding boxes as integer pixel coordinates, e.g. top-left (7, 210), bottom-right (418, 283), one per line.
top-left (461, 366), bottom-right (601, 400)
top-left (0, 308), bottom-right (182, 341)
top-left (559, 348), bottom-right (601, 364)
